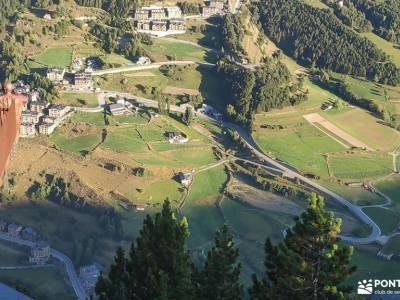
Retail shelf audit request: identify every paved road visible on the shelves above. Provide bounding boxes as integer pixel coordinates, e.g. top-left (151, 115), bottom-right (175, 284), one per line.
top-left (92, 60), bottom-right (214, 76)
top-left (0, 233), bottom-right (87, 300)
top-left (74, 90), bottom-right (382, 244)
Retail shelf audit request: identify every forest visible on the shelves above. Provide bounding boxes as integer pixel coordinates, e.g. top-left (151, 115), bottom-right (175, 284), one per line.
top-left (349, 0), bottom-right (400, 43)
top-left (252, 0), bottom-right (400, 85)
top-left (217, 56), bottom-right (307, 129)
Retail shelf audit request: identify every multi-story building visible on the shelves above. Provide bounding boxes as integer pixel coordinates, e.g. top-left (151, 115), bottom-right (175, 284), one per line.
top-left (19, 123), bottom-right (36, 137)
top-left (166, 7), bottom-right (182, 18)
top-left (48, 104), bottom-right (70, 119)
top-left (21, 111), bottom-right (40, 124)
top-left (30, 101), bottom-right (48, 114)
top-left (201, 5), bottom-right (220, 16)
top-left (169, 19), bottom-right (185, 31)
top-left (38, 122), bottom-right (57, 135)
top-left (152, 20), bottom-right (168, 31)
top-left (135, 9), bottom-right (150, 20)
top-left (21, 227), bottom-right (40, 241)
top-left (47, 67), bottom-right (65, 83)
top-left (150, 8), bottom-right (166, 19)
top-left (29, 242), bottom-right (50, 265)
top-left (74, 72), bottom-right (92, 89)
top-left (208, 0), bottom-right (224, 9)
top-left (137, 20), bottom-right (151, 30)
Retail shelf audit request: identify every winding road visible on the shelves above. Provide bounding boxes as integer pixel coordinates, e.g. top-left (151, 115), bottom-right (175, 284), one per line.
top-left (84, 89), bottom-right (382, 244)
top-left (0, 233), bottom-right (87, 300)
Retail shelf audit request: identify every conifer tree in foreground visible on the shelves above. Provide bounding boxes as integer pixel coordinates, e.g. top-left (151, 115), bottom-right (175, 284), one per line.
top-left (249, 193), bottom-right (356, 300)
top-left (96, 200), bottom-right (193, 300)
top-left (197, 225), bottom-right (243, 300)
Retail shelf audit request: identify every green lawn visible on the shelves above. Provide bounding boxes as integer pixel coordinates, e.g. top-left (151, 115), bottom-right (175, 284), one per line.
top-left (31, 47), bottom-right (73, 68)
top-left (221, 197), bottom-right (293, 242)
top-left (102, 128), bottom-right (148, 153)
top-left (318, 180), bottom-right (386, 206)
top-left (329, 153), bottom-right (393, 180)
top-left (0, 266), bottom-right (75, 300)
top-left (0, 241), bottom-right (29, 266)
top-left (382, 235), bottom-right (400, 255)
top-left (187, 165), bottom-right (228, 203)
top-left (51, 130), bottom-right (101, 154)
top-left (363, 207), bottom-right (399, 235)
top-left (254, 123), bottom-right (345, 177)
top-left (375, 177), bottom-right (400, 206)
top-left (143, 39), bottom-right (217, 63)
top-left (71, 112), bottom-right (106, 126)
top-left (57, 92), bottom-right (99, 108)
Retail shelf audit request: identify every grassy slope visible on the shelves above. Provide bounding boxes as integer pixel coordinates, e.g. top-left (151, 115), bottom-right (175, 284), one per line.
top-left (31, 47), bottom-right (73, 68)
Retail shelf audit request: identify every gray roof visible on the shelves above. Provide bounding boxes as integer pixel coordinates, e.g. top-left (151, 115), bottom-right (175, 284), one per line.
top-left (0, 282), bottom-right (33, 300)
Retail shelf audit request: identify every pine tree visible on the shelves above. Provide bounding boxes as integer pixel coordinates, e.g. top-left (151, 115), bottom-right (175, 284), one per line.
top-left (96, 200), bottom-right (194, 300)
top-left (182, 106), bottom-right (193, 126)
top-left (197, 225), bottom-right (243, 300)
top-left (249, 194), bottom-right (356, 300)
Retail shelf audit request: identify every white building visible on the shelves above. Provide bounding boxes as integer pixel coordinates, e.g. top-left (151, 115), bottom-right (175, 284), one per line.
top-left (47, 67), bottom-right (65, 83)
top-left (20, 123), bottom-right (36, 138)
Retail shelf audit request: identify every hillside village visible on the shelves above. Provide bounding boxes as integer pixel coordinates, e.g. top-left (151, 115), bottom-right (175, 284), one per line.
top-left (1, 0), bottom-right (400, 299)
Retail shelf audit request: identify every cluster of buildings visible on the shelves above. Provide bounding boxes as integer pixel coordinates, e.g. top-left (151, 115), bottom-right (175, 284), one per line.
top-left (47, 67), bottom-right (93, 90)
top-left (0, 220), bottom-right (50, 265)
top-left (168, 131), bottom-right (189, 144)
top-left (134, 6), bottom-right (185, 34)
top-left (20, 100), bottom-right (72, 137)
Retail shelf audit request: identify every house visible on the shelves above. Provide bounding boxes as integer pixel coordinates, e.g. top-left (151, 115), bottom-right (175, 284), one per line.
top-left (150, 8), bottom-right (166, 19)
top-left (43, 13), bottom-right (52, 20)
top-left (19, 123), bottom-right (36, 138)
top-left (151, 20), bottom-right (168, 31)
top-left (13, 81), bottom-right (30, 95)
top-left (178, 172), bottom-right (193, 186)
top-left (7, 223), bottom-right (22, 237)
top-left (134, 204), bottom-right (147, 212)
top-left (47, 67), bottom-right (65, 83)
top-left (74, 72), bottom-right (92, 89)
top-left (72, 58), bottom-right (84, 70)
top-left (201, 6), bottom-right (220, 16)
top-left (0, 283), bottom-right (33, 300)
top-left (30, 100), bottom-right (48, 114)
top-left (166, 6), bottom-right (182, 18)
top-left (0, 220), bottom-right (7, 232)
top-left (38, 122), bottom-right (57, 135)
top-left (21, 227), bottom-right (40, 242)
top-left (136, 56), bottom-right (151, 65)
top-left (29, 241), bottom-right (50, 265)
top-left (137, 20), bottom-right (151, 30)
top-left (168, 131), bottom-right (189, 144)
top-left (48, 104), bottom-right (70, 119)
top-left (169, 19), bottom-right (185, 31)
top-left (21, 111), bottom-right (40, 124)
top-left (109, 103), bottom-right (126, 115)
top-left (79, 263), bottom-right (102, 295)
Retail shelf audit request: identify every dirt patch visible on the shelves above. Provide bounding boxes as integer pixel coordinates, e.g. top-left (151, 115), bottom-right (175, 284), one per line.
top-left (228, 176), bottom-right (303, 216)
top-left (303, 113), bottom-right (374, 150)
top-left (163, 86), bottom-right (200, 96)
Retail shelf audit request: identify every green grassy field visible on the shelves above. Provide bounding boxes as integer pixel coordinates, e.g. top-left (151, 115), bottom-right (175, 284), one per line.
top-left (323, 108), bottom-right (400, 152)
top-left (375, 177), bottom-right (400, 205)
top-left (31, 47), bottom-right (73, 68)
top-left (51, 130), bottom-right (101, 154)
top-left (254, 123), bottom-right (345, 177)
top-left (143, 39), bottom-right (217, 63)
top-left (382, 235), bottom-right (400, 255)
top-left (57, 92), bottom-right (100, 108)
top-left (363, 207), bottom-right (399, 235)
top-left (0, 266), bottom-right (75, 300)
top-left (318, 180), bottom-right (386, 206)
top-left (103, 128), bottom-right (148, 153)
top-left (0, 241), bottom-right (29, 266)
top-left (329, 153), bottom-right (393, 180)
